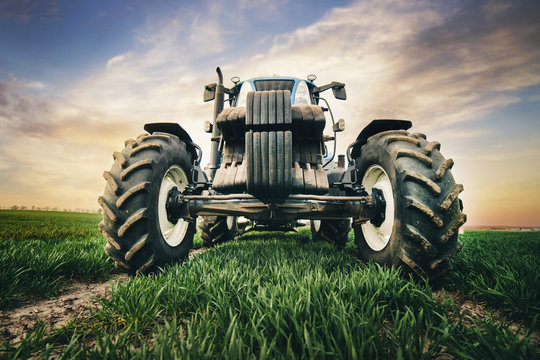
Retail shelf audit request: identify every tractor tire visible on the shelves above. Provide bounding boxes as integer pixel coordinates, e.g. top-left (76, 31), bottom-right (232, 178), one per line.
top-left (354, 130), bottom-right (466, 282)
top-left (198, 216), bottom-right (238, 246)
top-left (311, 219), bottom-right (351, 249)
top-left (98, 132), bottom-right (196, 274)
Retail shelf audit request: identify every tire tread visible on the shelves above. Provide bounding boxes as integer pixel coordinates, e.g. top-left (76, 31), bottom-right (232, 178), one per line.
top-left (121, 159), bottom-right (154, 180)
top-left (396, 149), bottom-right (432, 167)
top-left (116, 182), bottom-right (150, 208)
top-left (440, 184), bottom-right (464, 211)
top-left (118, 208), bottom-right (147, 238)
top-left (406, 197), bottom-right (443, 228)
top-left (402, 170), bottom-right (441, 196)
top-left (435, 158), bottom-right (454, 181)
top-left (99, 132), bottom-right (195, 274)
top-left (98, 196), bottom-right (118, 223)
top-left (198, 216), bottom-right (237, 246)
top-left (355, 131), bottom-right (466, 282)
top-left (103, 171), bottom-right (120, 194)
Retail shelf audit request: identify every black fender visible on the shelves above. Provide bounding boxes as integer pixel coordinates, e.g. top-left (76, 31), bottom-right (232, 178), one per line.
top-left (144, 122), bottom-right (200, 163)
top-left (349, 119), bottom-right (412, 159)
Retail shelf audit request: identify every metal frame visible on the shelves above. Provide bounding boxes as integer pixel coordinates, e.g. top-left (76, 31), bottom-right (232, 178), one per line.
top-left (167, 192), bottom-right (382, 223)
top-left (186, 68), bottom-right (388, 228)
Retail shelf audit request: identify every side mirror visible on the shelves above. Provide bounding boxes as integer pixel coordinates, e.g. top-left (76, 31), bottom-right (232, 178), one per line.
top-left (314, 81), bottom-right (347, 100)
top-left (203, 83), bottom-right (216, 102)
top-left (332, 84), bottom-right (346, 100)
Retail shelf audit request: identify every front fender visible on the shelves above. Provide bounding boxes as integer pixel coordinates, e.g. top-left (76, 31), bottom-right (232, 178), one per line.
top-left (144, 122), bottom-right (200, 163)
top-left (349, 119), bottom-right (412, 159)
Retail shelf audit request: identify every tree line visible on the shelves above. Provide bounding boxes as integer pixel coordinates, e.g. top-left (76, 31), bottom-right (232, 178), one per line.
top-left (0, 205), bottom-right (102, 213)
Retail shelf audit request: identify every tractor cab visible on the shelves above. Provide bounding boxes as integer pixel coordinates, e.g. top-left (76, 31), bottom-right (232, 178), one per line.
top-left (203, 74), bottom-right (347, 107)
top-left (233, 77), bottom-right (316, 106)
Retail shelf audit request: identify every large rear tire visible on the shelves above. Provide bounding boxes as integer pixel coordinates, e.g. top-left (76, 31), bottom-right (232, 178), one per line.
top-left (197, 215), bottom-right (238, 246)
top-left (98, 132), bottom-right (196, 274)
top-left (311, 219), bottom-right (351, 249)
top-left (354, 130), bottom-right (466, 282)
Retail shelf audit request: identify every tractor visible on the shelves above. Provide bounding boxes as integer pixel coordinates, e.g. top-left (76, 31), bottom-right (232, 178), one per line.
top-left (98, 67), bottom-right (466, 281)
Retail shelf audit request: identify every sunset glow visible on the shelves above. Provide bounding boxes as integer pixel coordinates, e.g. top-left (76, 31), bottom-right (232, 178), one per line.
top-left (1, 0), bottom-right (539, 226)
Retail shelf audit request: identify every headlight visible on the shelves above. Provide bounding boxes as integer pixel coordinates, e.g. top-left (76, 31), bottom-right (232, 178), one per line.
top-left (294, 80), bottom-right (311, 105)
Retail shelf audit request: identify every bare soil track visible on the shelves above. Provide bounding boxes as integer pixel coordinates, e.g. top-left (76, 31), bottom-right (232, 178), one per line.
top-left (0, 274), bottom-right (127, 343)
top-left (434, 290), bottom-right (540, 352)
top-left (0, 247), bottom-right (208, 344)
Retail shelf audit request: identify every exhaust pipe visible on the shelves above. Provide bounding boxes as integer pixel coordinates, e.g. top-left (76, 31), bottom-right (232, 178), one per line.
top-left (208, 67), bottom-right (225, 180)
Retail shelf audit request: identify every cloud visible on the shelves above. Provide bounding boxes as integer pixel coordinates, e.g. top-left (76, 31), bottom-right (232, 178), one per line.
top-left (0, 78), bottom-right (53, 137)
top-left (0, 78), bottom-right (143, 210)
top-left (434, 127), bottom-right (492, 140)
top-left (2, 0), bottom-right (540, 217)
top-left (0, 77), bottom-right (138, 143)
top-left (106, 54), bottom-right (129, 69)
top-left (262, 1), bottom-right (538, 119)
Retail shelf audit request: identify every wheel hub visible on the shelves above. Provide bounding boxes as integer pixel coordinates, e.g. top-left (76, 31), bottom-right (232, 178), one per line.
top-left (158, 165), bottom-right (190, 247)
top-left (166, 186), bottom-right (181, 224)
top-left (360, 165), bottom-right (395, 251)
top-left (370, 187), bottom-right (386, 227)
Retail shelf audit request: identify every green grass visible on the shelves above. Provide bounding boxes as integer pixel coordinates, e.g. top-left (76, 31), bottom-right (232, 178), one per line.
top-left (0, 210), bottom-right (206, 309)
top-left (0, 210), bottom-right (115, 308)
top-left (447, 231), bottom-right (540, 321)
top-left (0, 210), bottom-right (102, 241)
top-left (0, 211), bottom-right (538, 358)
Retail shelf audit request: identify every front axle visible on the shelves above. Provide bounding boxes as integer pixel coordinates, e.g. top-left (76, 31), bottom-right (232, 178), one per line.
top-left (166, 190), bottom-right (385, 224)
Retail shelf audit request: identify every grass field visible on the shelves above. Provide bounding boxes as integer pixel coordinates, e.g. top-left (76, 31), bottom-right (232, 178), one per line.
top-left (0, 210), bottom-right (204, 309)
top-left (0, 210), bottom-right (538, 359)
top-left (0, 211), bottom-right (114, 309)
top-left (446, 231), bottom-right (540, 321)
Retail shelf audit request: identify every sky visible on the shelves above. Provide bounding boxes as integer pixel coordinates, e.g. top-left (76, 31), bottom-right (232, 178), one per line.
top-left (0, 0), bottom-right (539, 226)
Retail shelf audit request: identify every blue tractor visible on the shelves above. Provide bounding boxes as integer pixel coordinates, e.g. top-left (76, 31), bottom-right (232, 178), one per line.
top-left (99, 67), bottom-right (466, 282)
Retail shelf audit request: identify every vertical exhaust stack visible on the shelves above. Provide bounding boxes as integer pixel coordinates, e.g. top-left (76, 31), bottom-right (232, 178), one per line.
top-left (208, 67), bottom-right (225, 181)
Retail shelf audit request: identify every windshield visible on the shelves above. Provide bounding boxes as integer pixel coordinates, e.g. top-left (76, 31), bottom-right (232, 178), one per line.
top-left (235, 81), bottom-right (253, 107)
top-left (234, 79), bottom-right (313, 107)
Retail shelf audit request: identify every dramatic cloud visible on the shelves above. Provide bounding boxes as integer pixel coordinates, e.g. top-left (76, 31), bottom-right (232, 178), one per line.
top-left (1, 0), bottom-right (539, 224)
top-left (233, 0), bottom-right (540, 133)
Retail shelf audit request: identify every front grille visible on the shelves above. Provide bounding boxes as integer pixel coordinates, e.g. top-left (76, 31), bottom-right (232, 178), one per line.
top-left (254, 80), bottom-right (295, 92)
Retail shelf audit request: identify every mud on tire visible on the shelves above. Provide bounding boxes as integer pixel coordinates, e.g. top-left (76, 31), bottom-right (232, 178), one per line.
top-left (198, 215), bottom-right (238, 246)
top-left (354, 130), bottom-right (466, 282)
top-left (98, 132), bottom-right (196, 274)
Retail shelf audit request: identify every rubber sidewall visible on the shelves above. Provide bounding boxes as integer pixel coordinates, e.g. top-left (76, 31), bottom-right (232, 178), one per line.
top-left (355, 143), bottom-right (403, 267)
top-left (148, 148), bottom-right (195, 264)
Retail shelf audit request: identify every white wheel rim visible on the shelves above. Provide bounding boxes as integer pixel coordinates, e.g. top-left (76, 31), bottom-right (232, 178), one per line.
top-left (158, 165), bottom-right (189, 247)
top-left (312, 220), bottom-right (321, 232)
top-left (226, 216), bottom-right (235, 231)
top-left (361, 165), bottom-right (395, 251)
